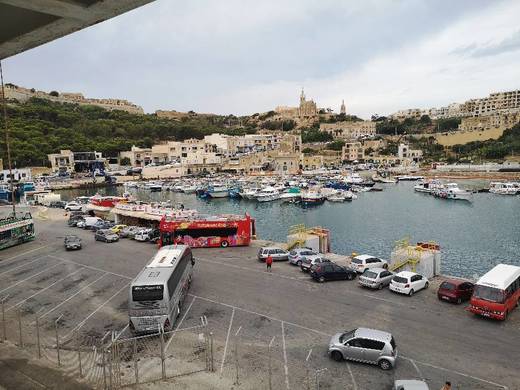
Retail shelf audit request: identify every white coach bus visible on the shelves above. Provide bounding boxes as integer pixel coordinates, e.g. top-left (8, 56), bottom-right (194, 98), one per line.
top-left (128, 245), bottom-right (195, 333)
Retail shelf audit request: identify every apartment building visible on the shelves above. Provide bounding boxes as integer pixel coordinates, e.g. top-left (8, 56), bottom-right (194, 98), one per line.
top-left (320, 121), bottom-right (376, 140)
top-left (341, 142), bottom-right (365, 162)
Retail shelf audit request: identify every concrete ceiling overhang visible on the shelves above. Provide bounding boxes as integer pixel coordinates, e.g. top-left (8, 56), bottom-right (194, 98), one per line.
top-left (0, 0), bottom-right (155, 60)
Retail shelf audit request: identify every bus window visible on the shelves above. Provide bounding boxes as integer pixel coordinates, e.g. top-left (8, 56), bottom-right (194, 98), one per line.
top-left (174, 227), bottom-right (238, 238)
top-left (472, 285), bottom-right (504, 303)
top-left (132, 285), bottom-right (164, 301)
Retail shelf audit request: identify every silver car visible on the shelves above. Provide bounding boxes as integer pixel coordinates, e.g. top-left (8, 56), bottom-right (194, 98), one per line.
top-left (288, 248), bottom-right (317, 266)
top-left (358, 268), bottom-right (394, 290)
top-left (394, 380), bottom-right (429, 390)
top-left (257, 247), bottom-right (289, 261)
top-left (328, 327), bottom-right (397, 370)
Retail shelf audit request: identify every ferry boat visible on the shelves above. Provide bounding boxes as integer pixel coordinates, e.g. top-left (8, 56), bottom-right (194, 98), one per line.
top-left (0, 212), bottom-right (35, 250)
top-left (433, 183), bottom-right (472, 201)
top-left (489, 182), bottom-right (519, 195)
top-left (414, 179), bottom-right (442, 194)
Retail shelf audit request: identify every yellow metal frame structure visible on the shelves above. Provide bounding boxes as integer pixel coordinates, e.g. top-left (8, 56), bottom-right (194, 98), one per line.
top-left (287, 224), bottom-right (307, 250)
top-left (389, 238), bottom-right (439, 273)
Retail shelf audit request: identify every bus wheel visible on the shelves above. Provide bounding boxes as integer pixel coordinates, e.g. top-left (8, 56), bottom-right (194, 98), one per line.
top-left (221, 240), bottom-right (229, 248)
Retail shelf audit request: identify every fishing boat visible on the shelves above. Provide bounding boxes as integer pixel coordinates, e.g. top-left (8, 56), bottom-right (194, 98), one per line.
top-left (181, 184), bottom-right (198, 194)
top-left (489, 182), bottom-right (519, 195)
top-left (433, 183), bottom-right (472, 201)
top-left (256, 187), bottom-right (281, 202)
top-left (414, 179), bottom-right (443, 194)
top-left (145, 182), bottom-right (163, 192)
top-left (300, 191), bottom-right (325, 206)
top-left (327, 193), bottom-right (346, 202)
top-left (345, 173), bottom-right (364, 185)
top-left (396, 175), bottom-right (424, 181)
top-left (239, 187), bottom-right (261, 200)
top-left (206, 185), bottom-right (229, 198)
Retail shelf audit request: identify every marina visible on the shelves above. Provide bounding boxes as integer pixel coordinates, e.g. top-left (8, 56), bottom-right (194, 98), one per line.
top-left (54, 176), bottom-right (520, 279)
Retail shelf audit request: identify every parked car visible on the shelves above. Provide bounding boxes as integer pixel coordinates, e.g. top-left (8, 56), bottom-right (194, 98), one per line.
top-left (76, 220), bottom-right (86, 228)
top-left (288, 247), bottom-right (318, 266)
top-left (311, 262), bottom-right (357, 282)
top-left (394, 380), bottom-right (429, 390)
top-left (358, 268), bottom-right (394, 290)
top-left (148, 229), bottom-right (161, 243)
top-left (134, 228), bottom-right (153, 242)
top-left (328, 327), bottom-right (397, 370)
top-left (82, 216), bottom-right (103, 230)
top-left (50, 200), bottom-right (67, 208)
top-left (300, 255), bottom-right (330, 272)
top-left (257, 247), bottom-right (289, 262)
top-left (64, 235), bottom-right (82, 250)
top-left (437, 279), bottom-right (474, 304)
top-left (64, 201), bottom-right (83, 212)
top-left (389, 271), bottom-right (429, 296)
top-left (91, 220), bottom-right (115, 232)
top-left (68, 215), bottom-right (85, 227)
top-left (119, 226), bottom-right (141, 239)
top-left (94, 229), bottom-right (119, 243)
top-left (110, 224), bottom-right (128, 234)
top-left (350, 254), bottom-right (388, 273)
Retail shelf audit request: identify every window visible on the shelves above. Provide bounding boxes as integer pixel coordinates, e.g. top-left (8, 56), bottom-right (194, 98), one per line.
top-left (363, 271), bottom-right (378, 279)
top-left (393, 276), bottom-right (408, 284)
top-left (364, 339), bottom-right (385, 350)
top-left (347, 338), bottom-right (363, 348)
top-left (166, 252), bottom-right (191, 298)
top-left (132, 285), bottom-right (164, 301)
top-left (440, 281), bottom-right (456, 290)
top-left (323, 264), bottom-right (333, 273)
top-left (174, 227), bottom-right (238, 239)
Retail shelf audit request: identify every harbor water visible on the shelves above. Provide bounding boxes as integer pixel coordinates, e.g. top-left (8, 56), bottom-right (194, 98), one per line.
top-left (58, 181), bottom-right (520, 279)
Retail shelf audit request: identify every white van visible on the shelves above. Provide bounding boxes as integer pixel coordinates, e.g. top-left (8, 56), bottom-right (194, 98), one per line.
top-left (83, 216), bottom-right (102, 229)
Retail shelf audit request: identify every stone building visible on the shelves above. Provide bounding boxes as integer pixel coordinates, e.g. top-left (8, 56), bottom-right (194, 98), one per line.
top-left (320, 121), bottom-right (376, 140)
top-left (48, 149), bottom-right (105, 174)
top-left (340, 100), bottom-right (346, 115)
top-left (298, 89), bottom-right (317, 118)
top-left (398, 143), bottom-right (423, 162)
top-left (341, 142), bottom-right (365, 162)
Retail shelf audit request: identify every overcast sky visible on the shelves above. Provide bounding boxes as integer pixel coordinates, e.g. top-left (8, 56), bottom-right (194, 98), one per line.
top-left (4, 0), bottom-right (520, 118)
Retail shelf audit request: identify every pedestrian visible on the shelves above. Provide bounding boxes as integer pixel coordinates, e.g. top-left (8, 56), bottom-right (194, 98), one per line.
top-left (266, 254), bottom-right (273, 272)
top-left (440, 381), bottom-right (451, 390)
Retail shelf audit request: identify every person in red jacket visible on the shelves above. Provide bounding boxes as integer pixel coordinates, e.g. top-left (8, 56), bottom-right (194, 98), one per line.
top-left (266, 255), bottom-right (273, 272)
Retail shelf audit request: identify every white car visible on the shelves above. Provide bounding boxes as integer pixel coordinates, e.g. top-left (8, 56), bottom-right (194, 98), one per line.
top-left (134, 229), bottom-right (152, 242)
top-left (350, 254), bottom-right (388, 273)
top-left (389, 271), bottom-right (429, 296)
top-left (64, 201), bottom-right (83, 211)
top-left (394, 379), bottom-right (429, 390)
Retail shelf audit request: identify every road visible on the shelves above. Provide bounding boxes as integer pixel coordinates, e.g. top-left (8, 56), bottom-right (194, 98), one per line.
top-left (0, 211), bottom-right (518, 389)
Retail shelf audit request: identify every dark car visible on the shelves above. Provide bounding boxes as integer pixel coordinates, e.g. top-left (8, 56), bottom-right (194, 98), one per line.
top-left (148, 229), bottom-right (161, 244)
top-left (94, 229), bottom-right (119, 243)
top-left (91, 220), bottom-right (115, 232)
top-left (50, 200), bottom-right (67, 208)
top-left (437, 279), bottom-right (474, 304)
top-left (311, 262), bottom-right (357, 282)
top-left (64, 235), bottom-right (82, 250)
top-left (67, 214), bottom-right (85, 227)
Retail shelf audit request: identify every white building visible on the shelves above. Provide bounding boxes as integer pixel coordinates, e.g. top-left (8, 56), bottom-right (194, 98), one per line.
top-left (0, 168), bottom-right (32, 184)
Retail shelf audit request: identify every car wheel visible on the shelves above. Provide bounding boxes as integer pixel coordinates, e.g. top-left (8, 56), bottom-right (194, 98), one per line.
top-left (456, 298), bottom-right (462, 304)
top-left (346, 273), bottom-right (354, 281)
top-left (424, 281), bottom-right (429, 289)
top-left (378, 359), bottom-right (392, 370)
top-left (382, 263), bottom-right (388, 269)
top-left (220, 240), bottom-right (229, 248)
top-left (378, 283), bottom-right (383, 290)
top-left (408, 289), bottom-right (414, 297)
top-left (65, 208), bottom-right (70, 211)
top-left (331, 351), bottom-right (343, 362)
top-left (319, 276), bottom-right (325, 283)
top-left (297, 260), bottom-right (302, 267)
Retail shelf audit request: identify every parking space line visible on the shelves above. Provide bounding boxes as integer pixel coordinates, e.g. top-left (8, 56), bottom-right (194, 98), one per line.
top-left (220, 307), bottom-right (235, 374)
top-left (64, 282), bottom-right (130, 339)
top-left (48, 255), bottom-right (133, 280)
top-left (166, 296), bottom-right (197, 351)
top-left (190, 294), bottom-right (331, 337)
top-left (7, 268), bottom-right (84, 311)
top-left (346, 363), bottom-right (358, 390)
top-left (0, 261), bottom-right (62, 294)
top-left (281, 321), bottom-right (290, 390)
top-left (401, 356), bottom-right (508, 389)
top-left (38, 273), bottom-right (107, 320)
top-left (410, 359), bottom-right (423, 380)
top-left (0, 256), bottom-right (47, 277)
top-left (2, 245), bottom-right (49, 263)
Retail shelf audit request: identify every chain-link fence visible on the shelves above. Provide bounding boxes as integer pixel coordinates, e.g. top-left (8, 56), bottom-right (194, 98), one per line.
top-left (0, 297), bottom-right (209, 389)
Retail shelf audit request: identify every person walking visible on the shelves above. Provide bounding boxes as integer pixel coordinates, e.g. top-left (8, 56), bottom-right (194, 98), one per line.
top-left (266, 254), bottom-right (273, 272)
top-left (440, 381), bottom-right (451, 390)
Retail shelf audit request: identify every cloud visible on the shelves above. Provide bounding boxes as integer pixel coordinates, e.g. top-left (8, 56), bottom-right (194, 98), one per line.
top-left (3, 0), bottom-right (519, 118)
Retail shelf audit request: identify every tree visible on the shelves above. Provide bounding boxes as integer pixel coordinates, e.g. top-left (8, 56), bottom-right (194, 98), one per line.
top-left (120, 157), bottom-right (131, 166)
top-left (326, 140), bottom-right (345, 151)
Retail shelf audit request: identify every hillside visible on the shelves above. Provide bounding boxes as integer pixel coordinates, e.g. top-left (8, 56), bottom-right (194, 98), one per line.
top-left (0, 98), bottom-right (258, 167)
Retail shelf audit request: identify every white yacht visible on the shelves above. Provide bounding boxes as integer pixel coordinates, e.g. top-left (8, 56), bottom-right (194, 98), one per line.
top-left (181, 184), bottom-right (198, 194)
top-left (489, 182), bottom-right (519, 195)
top-left (256, 187), bottom-right (281, 202)
top-left (433, 183), bottom-right (472, 201)
top-left (414, 179), bottom-right (443, 194)
top-left (345, 173), bottom-right (364, 185)
top-left (207, 185), bottom-right (229, 198)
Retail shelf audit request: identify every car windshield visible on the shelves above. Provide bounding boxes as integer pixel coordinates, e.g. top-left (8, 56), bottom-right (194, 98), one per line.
top-left (440, 281), bottom-right (456, 290)
top-left (363, 271), bottom-right (378, 279)
top-left (393, 276), bottom-right (408, 284)
top-left (473, 285), bottom-right (505, 303)
top-left (290, 251), bottom-right (297, 255)
top-left (351, 258), bottom-right (363, 264)
top-left (339, 330), bottom-right (355, 343)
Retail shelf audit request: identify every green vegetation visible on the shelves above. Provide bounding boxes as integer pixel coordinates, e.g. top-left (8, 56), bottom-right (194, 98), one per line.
top-left (301, 127), bottom-right (333, 143)
top-left (326, 140), bottom-right (345, 151)
top-left (0, 98), bottom-right (250, 167)
top-left (374, 115), bottom-right (460, 135)
top-left (120, 157), bottom-right (131, 166)
top-left (320, 113), bottom-right (363, 123)
top-left (451, 122), bottom-right (520, 160)
top-left (260, 119), bottom-right (296, 131)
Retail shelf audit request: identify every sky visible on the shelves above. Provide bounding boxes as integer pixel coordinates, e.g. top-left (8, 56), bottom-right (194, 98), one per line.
top-left (4, 0), bottom-right (520, 118)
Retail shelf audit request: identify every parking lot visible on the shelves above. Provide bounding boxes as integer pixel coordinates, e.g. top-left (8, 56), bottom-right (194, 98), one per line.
top-left (0, 211), bottom-right (518, 389)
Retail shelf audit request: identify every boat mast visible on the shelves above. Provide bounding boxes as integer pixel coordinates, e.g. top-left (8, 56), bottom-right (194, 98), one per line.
top-left (0, 60), bottom-right (16, 217)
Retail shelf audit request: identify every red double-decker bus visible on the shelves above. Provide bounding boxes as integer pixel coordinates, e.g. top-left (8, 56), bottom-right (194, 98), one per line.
top-left (159, 213), bottom-right (255, 248)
